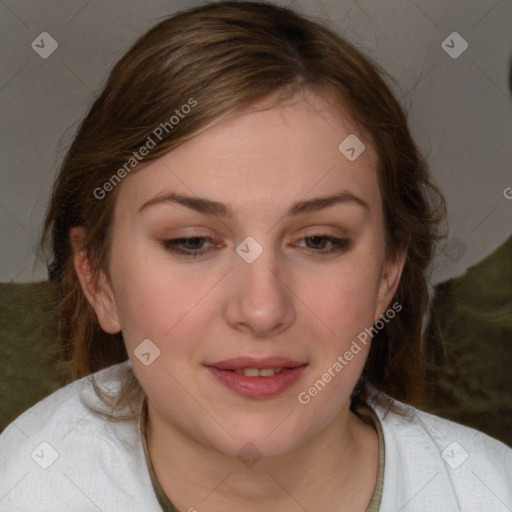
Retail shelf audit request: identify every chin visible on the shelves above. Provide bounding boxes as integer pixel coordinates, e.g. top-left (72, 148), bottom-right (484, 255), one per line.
top-left (205, 413), bottom-right (316, 462)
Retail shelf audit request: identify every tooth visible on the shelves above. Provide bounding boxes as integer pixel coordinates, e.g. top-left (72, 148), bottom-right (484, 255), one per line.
top-left (233, 368), bottom-right (285, 377)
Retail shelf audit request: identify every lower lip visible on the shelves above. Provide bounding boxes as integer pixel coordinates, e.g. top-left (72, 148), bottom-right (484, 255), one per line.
top-left (206, 365), bottom-right (307, 398)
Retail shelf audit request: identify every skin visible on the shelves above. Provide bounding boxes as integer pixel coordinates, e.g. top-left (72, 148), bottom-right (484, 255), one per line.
top-left (71, 89), bottom-right (407, 511)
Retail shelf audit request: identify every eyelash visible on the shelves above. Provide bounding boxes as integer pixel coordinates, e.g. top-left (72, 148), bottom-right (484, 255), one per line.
top-left (162, 235), bottom-right (352, 258)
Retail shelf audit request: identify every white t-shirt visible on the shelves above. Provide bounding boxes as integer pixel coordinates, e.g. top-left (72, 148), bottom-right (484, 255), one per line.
top-left (1, 361), bottom-right (511, 511)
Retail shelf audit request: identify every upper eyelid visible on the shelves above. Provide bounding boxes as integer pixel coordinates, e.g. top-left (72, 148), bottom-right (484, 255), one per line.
top-left (160, 224), bottom-right (351, 237)
top-left (163, 232), bottom-right (348, 243)
top-left (163, 234), bottom-right (350, 251)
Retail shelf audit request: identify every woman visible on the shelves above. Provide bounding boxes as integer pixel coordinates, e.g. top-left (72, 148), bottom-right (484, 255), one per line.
top-left (1, 2), bottom-right (510, 511)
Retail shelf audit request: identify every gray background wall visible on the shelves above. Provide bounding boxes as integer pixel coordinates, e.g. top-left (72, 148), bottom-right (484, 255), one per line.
top-left (1, 0), bottom-right (511, 285)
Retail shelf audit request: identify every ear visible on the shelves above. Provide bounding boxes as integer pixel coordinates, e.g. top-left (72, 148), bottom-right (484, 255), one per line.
top-left (374, 242), bottom-right (409, 323)
top-left (69, 226), bottom-right (121, 334)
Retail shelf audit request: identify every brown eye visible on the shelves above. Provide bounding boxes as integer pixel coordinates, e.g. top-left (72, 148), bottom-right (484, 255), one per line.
top-left (296, 235), bottom-right (351, 254)
top-left (162, 237), bottom-right (218, 257)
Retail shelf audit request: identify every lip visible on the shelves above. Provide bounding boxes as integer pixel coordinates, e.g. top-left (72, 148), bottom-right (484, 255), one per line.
top-left (206, 356), bottom-right (306, 370)
top-left (205, 358), bottom-right (308, 398)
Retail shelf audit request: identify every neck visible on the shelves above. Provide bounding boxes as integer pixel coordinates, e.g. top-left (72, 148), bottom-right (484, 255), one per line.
top-left (145, 399), bottom-right (379, 512)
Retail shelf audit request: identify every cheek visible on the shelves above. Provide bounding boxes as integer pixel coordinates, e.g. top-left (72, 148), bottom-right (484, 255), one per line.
top-left (109, 245), bottom-right (224, 363)
top-left (319, 259), bottom-right (382, 336)
top-left (114, 276), bottom-right (192, 349)
top-left (300, 265), bottom-right (379, 410)
top-left (108, 241), bottom-right (185, 346)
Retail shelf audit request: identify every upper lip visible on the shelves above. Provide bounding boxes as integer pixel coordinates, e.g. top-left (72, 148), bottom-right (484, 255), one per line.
top-left (205, 357), bottom-right (307, 370)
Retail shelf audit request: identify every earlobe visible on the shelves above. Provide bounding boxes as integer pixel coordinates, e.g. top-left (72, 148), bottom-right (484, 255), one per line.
top-left (69, 227), bottom-right (121, 334)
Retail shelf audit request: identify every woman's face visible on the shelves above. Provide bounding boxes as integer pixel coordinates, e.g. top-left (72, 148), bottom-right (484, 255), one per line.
top-left (82, 90), bottom-right (405, 458)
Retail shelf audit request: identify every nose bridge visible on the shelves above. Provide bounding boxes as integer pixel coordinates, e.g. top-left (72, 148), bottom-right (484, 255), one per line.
top-left (227, 234), bottom-right (295, 335)
top-left (236, 235), bottom-right (283, 302)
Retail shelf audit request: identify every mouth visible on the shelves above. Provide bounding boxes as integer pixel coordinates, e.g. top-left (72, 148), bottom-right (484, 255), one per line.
top-left (204, 357), bottom-right (308, 398)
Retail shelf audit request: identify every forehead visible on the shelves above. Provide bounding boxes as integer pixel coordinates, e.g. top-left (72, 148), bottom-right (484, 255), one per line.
top-left (115, 90), bottom-right (381, 219)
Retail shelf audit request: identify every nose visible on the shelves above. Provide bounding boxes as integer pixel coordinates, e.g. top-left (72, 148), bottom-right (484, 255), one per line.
top-left (223, 240), bottom-right (296, 338)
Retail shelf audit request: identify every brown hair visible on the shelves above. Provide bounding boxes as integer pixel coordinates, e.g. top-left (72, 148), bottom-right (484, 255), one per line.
top-left (41, 0), bottom-right (446, 414)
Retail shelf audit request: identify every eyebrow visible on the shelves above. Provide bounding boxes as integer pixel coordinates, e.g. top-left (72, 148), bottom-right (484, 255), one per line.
top-left (138, 191), bottom-right (369, 217)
